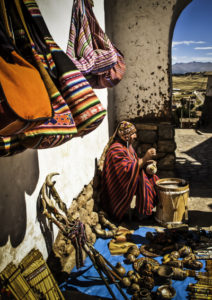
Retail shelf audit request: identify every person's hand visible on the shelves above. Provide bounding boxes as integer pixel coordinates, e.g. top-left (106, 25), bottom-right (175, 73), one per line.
top-left (138, 149), bottom-right (157, 169)
top-left (146, 159), bottom-right (157, 165)
top-left (144, 148), bottom-right (156, 161)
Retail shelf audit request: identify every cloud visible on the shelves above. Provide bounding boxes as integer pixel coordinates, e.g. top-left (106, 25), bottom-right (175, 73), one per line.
top-left (172, 41), bottom-right (205, 47)
top-left (206, 53), bottom-right (212, 55)
top-left (172, 56), bottom-right (212, 63)
top-left (172, 56), bottom-right (187, 63)
top-left (195, 47), bottom-right (212, 50)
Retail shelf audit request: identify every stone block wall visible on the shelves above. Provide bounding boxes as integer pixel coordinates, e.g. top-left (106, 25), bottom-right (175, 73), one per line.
top-left (134, 122), bottom-right (176, 178)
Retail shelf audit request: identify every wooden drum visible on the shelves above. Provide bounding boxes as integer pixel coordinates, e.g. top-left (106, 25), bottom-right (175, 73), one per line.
top-left (155, 178), bottom-right (189, 226)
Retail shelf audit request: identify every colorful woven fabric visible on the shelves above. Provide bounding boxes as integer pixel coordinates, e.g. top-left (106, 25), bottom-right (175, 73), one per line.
top-left (96, 48), bottom-right (126, 88)
top-left (67, 0), bottom-right (126, 89)
top-left (22, 0), bottom-right (106, 137)
top-left (0, 0), bottom-right (77, 151)
top-left (0, 135), bottom-right (26, 157)
top-left (0, 19), bottom-right (52, 137)
top-left (100, 140), bottom-right (158, 221)
top-left (66, 0), bottom-right (117, 75)
top-left (13, 0), bottom-right (78, 137)
top-left (0, 50), bottom-right (52, 121)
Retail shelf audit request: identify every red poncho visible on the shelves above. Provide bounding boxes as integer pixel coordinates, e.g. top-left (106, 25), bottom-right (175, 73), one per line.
top-left (100, 141), bottom-right (158, 221)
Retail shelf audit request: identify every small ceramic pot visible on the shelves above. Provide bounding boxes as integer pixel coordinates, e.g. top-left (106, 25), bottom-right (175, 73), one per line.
top-left (128, 245), bottom-right (140, 257)
top-left (131, 283), bottom-right (140, 293)
top-left (165, 260), bottom-right (183, 268)
top-left (184, 260), bottom-right (203, 270)
top-left (171, 268), bottom-right (187, 280)
top-left (170, 251), bottom-right (180, 260)
top-left (179, 246), bottom-right (192, 257)
top-left (126, 253), bottom-right (136, 263)
top-left (156, 285), bottom-right (176, 299)
top-left (157, 265), bottom-right (173, 278)
top-left (115, 262), bottom-right (126, 277)
top-left (121, 276), bottom-right (131, 287)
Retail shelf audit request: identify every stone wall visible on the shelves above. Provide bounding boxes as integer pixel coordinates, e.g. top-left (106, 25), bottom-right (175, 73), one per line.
top-left (134, 122), bottom-right (176, 178)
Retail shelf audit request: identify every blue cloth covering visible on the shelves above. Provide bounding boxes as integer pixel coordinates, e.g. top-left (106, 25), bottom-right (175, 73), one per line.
top-left (60, 227), bottom-right (205, 299)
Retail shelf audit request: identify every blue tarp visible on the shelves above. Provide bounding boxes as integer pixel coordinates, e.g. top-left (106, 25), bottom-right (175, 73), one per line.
top-left (60, 227), bottom-right (205, 299)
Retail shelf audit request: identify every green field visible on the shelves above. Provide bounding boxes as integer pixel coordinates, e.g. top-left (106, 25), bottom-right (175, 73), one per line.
top-left (172, 73), bottom-right (207, 92)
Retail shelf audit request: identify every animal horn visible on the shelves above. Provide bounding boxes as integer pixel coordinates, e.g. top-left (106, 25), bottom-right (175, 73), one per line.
top-left (46, 172), bottom-right (60, 187)
top-left (41, 182), bottom-right (55, 209)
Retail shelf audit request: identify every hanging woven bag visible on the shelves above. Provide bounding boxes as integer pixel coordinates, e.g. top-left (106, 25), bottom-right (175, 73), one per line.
top-left (2, 0), bottom-right (78, 150)
top-left (21, 0), bottom-right (106, 137)
top-left (0, 20), bottom-right (53, 137)
top-left (66, 0), bottom-right (126, 88)
top-left (67, 0), bottom-right (117, 75)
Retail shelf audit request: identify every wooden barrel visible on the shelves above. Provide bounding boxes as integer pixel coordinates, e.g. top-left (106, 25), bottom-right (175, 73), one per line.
top-left (155, 178), bottom-right (189, 226)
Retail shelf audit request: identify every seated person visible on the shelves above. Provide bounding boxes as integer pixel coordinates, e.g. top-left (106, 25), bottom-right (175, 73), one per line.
top-left (100, 121), bottom-right (159, 221)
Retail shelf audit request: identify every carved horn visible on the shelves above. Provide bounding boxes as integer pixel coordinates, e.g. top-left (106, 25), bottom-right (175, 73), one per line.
top-left (46, 172), bottom-right (60, 187)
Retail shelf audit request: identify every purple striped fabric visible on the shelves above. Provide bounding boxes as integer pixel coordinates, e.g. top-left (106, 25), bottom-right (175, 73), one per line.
top-left (66, 0), bottom-right (118, 75)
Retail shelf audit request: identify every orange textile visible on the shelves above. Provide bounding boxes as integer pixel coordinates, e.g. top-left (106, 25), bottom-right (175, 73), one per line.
top-left (0, 51), bottom-right (53, 121)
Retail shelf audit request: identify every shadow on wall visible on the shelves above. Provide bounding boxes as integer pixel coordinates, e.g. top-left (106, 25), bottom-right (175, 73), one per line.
top-left (0, 150), bottom-right (39, 248)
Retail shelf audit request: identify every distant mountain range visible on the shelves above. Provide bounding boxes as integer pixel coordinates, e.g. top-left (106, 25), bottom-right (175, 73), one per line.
top-left (172, 62), bottom-right (212, 74)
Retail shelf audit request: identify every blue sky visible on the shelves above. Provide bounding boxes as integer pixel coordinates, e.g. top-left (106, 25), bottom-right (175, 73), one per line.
top-left (172, 0), bottom-right (212, 64)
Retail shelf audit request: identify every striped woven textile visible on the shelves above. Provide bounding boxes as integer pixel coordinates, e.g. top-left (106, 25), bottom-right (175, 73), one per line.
top-left (0, 0), bottom-right (77, 152)
top-left (0, 136), bottom-right (26, 157)
top-left (22, 0), bottom-right (106, 137)
top-left (66, 0), bottom-right (117, 75)
top-left (137, 170), bottom-right (159, 216)
top-left (67, 0), bottom-right (126, 89)
top-left (88, 47), bottom-right (126, 89)
top-left (100, 141), bottom-right (158, 221)
top-left (12, 0), bottom-right (78, 138)
top-left (82, 0), bottom-right (126, 88)
top-left (0, 18), bottom-right (52, 137)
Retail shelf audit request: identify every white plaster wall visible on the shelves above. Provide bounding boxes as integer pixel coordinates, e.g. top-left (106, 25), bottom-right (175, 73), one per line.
top-left (0, 0), bottom-right (108, 272)
top-left (106, 0), bottom-right (177, 122)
